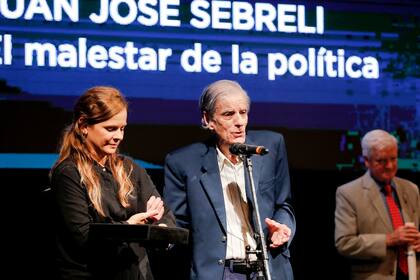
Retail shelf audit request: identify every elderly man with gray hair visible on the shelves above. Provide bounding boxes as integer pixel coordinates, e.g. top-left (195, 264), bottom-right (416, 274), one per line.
top-left (335, 129), bottom-right (420, 280)
top-left (163, 79), bottom-right (295, 280)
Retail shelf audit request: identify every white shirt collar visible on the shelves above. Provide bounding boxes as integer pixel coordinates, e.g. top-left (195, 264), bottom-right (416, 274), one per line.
top-left (216, 146), bottom-right (242, 171)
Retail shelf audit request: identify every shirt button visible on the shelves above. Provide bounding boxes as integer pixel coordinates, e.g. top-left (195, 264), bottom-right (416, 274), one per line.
top-left (218, 259), bottom-right (224, 265)
top-left (222, 236), bottom-right (227, 242)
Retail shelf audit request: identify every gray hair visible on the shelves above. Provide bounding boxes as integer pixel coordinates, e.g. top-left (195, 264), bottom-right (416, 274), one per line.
top-left (361, 129), bottom-right (398, 158)
top-left (199, 80), bottom-right (250, 129)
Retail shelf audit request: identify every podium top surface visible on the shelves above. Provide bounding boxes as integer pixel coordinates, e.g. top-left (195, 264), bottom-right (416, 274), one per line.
top-left (89, 223), bottom-right (189, 246)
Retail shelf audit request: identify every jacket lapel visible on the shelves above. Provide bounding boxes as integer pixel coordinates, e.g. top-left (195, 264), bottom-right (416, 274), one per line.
top-left (363, 172), bottom-right (393, 232)
top-left (197, 138), bottom-right (264, 234)
top-left (200, 145), bottom-right (227, 233)
top-left (395, 181), bottom-right (413, 225)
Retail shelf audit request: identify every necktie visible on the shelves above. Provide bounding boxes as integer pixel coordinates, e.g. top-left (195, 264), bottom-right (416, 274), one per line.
top-left (384, 184), bottom-right (408, 275)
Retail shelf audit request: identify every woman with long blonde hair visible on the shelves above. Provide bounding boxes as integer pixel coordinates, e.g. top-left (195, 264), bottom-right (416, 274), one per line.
top-left (50, 86), bottom-right (175, 280)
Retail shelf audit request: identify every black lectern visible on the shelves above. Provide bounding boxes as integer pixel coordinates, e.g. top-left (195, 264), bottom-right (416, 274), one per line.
top-left (89, 223), bottom-right (189, 247)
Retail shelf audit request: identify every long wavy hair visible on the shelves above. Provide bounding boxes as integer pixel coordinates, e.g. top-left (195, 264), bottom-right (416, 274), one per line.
top-left (52, 86), bottom-right (134, 217)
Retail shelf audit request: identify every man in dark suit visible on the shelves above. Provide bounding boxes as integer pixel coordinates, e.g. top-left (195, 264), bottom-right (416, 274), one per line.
top-left (335, 129), bottom-right (420, 280)
top-left (163, 80), bottom-right (295, 280)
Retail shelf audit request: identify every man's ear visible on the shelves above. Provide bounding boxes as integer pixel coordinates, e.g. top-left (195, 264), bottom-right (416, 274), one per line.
top-left (206, 113), bottom-right (216, 131)
top-left (363, 156), bottom-right (370, 169)
top-left (203, 111), bottom-right (213, 129)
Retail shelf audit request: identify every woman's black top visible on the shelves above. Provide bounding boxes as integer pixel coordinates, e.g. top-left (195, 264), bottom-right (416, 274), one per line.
top-left (50, 156), bottom-right (175, 280)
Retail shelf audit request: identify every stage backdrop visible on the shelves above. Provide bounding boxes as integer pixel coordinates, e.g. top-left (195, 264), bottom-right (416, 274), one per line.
top-left (0, 0), bottom-right (419, 171)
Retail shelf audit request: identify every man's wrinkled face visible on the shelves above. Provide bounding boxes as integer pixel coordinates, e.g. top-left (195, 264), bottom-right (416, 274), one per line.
top-left (364, 145), bottom-right (398, 183)
top-left (208, 91), bottom-right (249, 149)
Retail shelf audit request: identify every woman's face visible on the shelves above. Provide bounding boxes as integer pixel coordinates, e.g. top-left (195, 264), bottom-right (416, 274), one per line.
top-left (82, 109), bottom-right (127, 163)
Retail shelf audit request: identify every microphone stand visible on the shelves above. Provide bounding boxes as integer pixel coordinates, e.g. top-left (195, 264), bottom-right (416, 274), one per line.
top-left (240, 154), bottom-right (272, 280)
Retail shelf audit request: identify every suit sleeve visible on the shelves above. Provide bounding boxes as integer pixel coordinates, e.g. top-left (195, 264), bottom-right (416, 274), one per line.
top-left (272, 135), bottom-right (296, 250)
top-left (334, 186), bottom-right (387, 259)
top-left (163, 153), bottom-right (191, 229)
top-left (410, 182), bottom-right (420, 229)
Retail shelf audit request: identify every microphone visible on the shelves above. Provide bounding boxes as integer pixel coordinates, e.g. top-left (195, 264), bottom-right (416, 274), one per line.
top-left (229, 143), bottom-right (269, 156)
